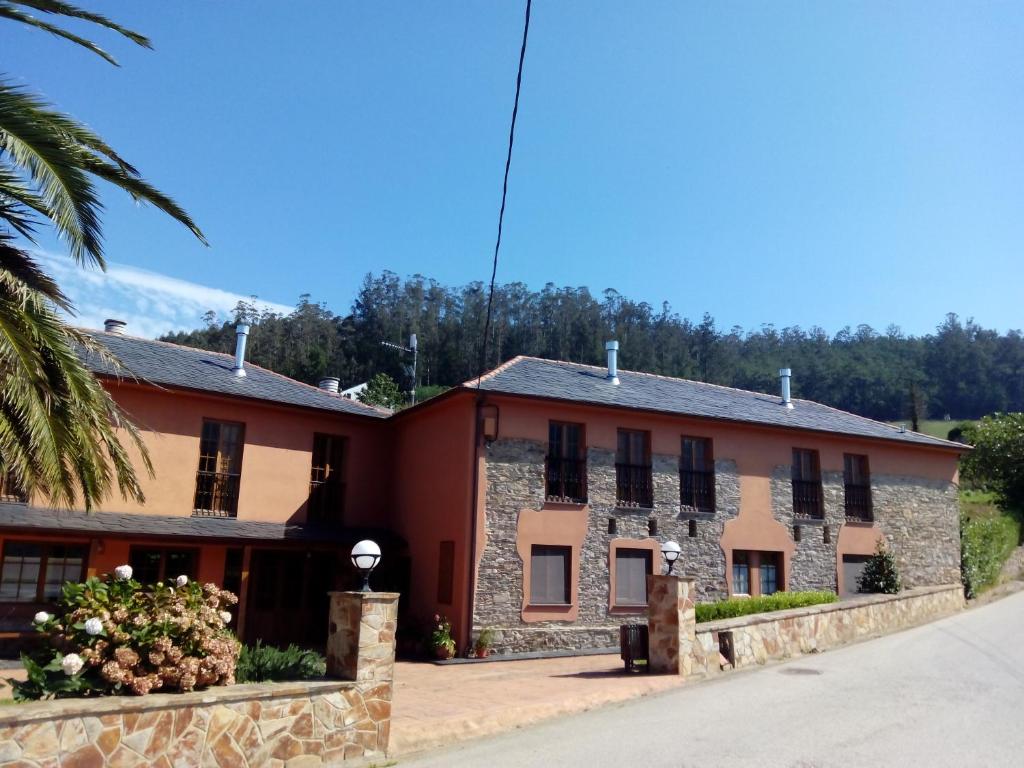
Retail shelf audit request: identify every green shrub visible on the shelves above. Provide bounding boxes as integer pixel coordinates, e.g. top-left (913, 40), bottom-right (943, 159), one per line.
top-left (961, 511), bottom-right (1021, 598)
top-left (10, 568), bottom-right (239, 701)
top-left (857, 543), bottom-right (902, 594)
top-left (695, 591), bottom-right (838, 623)
top-left (235, 641), bottom-right (326, 683)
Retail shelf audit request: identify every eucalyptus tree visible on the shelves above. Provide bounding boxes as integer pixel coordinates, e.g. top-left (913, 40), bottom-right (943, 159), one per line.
top-left (0, 1), bottom-right (205, 509)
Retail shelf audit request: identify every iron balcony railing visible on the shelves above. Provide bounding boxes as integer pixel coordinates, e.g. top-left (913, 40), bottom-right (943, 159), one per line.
top-left (193, 471), bottom-right (241, 517)
top-left (680, 469), bottom-right (715, 512)
top-left (545, 456), bottom-right (587, 503)
top-left (616, 463), bottom-right (653, 509)
top-left (844, 483), bottom-right (873, 522)
top-left (308, 477), bottom-right (345, 524)
top-left (792, 479), bottom-right (824, 520)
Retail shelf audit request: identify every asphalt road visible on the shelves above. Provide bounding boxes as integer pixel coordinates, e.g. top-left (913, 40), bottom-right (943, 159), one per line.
top-left (398, 590), bottom-right (1024, 767)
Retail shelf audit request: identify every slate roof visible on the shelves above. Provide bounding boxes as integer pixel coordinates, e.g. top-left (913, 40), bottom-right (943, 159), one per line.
top-left (0, 502), bottom-right (398, 544)
top-left (82, 331), bottom-right (388, 419)
top-left (470, 356), bottom-right (965, 451)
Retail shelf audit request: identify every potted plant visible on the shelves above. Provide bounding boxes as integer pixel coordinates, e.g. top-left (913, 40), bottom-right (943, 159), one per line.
top-left (431, 614), bottom-right (456, 660)
top-left (473, 628), bottom-right (495, 659)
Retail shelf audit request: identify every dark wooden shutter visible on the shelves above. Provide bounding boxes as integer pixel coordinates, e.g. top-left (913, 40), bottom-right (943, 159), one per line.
top-left (530, 545), bottom-right (570, 604)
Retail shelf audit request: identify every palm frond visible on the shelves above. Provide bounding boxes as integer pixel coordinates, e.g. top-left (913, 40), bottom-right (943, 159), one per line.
top-left (0, 235), bottom-right (69, 308)
top-left (0, 4), bottom-right (120, 65)
top-left (4, 0), bottom-right (151, 50)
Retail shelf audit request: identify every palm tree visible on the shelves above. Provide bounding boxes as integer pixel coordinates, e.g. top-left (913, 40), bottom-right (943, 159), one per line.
top-left (1, 1), bottom-right (206, 509)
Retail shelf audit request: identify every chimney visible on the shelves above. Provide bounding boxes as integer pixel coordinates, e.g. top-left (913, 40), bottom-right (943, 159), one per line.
top-left (104, 319), bottom-right (126, 335)
top-left (605, 340), bottom-right (620, 385)
top-left (232, 323), bottom-right (250, 378)
top-left (318, 377), bottom-right (340, 394)
top-left (779, 367), bottom-right (793, 409)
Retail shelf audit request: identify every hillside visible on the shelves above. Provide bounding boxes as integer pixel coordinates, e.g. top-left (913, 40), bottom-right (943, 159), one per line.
top-left (161, 272), bottom-right (1024, 422)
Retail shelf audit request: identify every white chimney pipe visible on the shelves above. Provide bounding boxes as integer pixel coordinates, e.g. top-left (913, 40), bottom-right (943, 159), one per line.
top-left (606, 340), bottom-right (620, 385)
top-left (779, 367), bottom-right (793, 408)
top-left (318, 377), bottom-right (340, 394)
top-left (103, 319), bottom-right (126, 335)
top-left (233, 323), bottom-right (250, 378)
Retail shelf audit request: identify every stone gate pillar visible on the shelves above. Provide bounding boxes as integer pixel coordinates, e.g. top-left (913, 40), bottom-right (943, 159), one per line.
top-left (326, 591), bottom-right (400, 682)
top-left (647, 574), bottom-right (698, 676)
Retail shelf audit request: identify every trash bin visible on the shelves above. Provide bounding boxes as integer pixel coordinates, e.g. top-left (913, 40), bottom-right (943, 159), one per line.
top-left (619, 623), bottom-right (649, 672)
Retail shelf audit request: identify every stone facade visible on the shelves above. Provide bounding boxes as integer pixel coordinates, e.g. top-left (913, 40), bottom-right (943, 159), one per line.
top-left (475, 438), bottom-right (739, 654)
top-left (475, 436), bottom-right (960, 655)
top-left (692, 584), bottom-right (965, 674)
top-left (0, 591), bottom-right (400, 766)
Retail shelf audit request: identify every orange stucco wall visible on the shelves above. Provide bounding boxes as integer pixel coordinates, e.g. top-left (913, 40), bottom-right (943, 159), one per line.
top-left (389, 395), bottom-right (477, 646)
top-left (87, 381), bottom-right (390, 526)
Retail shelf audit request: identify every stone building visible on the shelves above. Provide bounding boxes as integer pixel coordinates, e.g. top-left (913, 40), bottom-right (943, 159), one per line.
top-left (0, 324), bottom-right (965, 656)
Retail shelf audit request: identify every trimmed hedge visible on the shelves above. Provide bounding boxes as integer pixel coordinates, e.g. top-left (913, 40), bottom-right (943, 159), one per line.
top-left (961, 512), bottom-right (1021, 598)
top-left (695, 591), bottom-right (838, 623)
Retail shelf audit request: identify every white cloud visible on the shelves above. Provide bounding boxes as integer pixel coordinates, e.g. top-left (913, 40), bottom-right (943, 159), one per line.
top-left (33, 251), bottom-right (293, 339)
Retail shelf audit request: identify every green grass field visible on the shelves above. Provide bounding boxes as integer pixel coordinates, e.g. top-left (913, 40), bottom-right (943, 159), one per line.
top-left (886, 418), bottom-right (976, 441)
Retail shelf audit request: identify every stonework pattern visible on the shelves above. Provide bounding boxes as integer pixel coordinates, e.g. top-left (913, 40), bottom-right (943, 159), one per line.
top-left (770, 467), bottom-right (844, 592)
top-left (0, 680), bottom-right (392, 767)
top-left (326, 591), bottom-right (400, 684)
top-left (475, 438), bottom-right (739, 654)
top-left (692, 584), bottom-right (964, 674)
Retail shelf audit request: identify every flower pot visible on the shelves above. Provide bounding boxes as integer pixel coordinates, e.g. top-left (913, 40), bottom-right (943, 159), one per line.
top-left (434, 645), bottom-right (455, 660)
top-left (474, 648), bottom-right (490, 659)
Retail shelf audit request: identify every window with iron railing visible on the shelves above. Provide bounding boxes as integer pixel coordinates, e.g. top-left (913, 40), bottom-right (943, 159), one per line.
top-left (680, 436), bottom-right (715, 512)
top-left (193, 420), bottom-right (244, 517)
top-left (308, 433), bottom-right (345, 524)
top-left (616, 429), bottom-right (653, 508)
top-left (546, 422), bottom-right (587, 503)
top-left (0, 470), bottom-right (27, 503)
top-left (791, 448), bottom-right (823, 519)
top-left (843, 453), bottom-right (873, 522)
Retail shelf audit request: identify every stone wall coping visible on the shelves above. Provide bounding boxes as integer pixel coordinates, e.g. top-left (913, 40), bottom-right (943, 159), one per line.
top-left (695, 584), bottom-right (963, 634)
top-left (0, 679), bottom-right (357, 727)
top-left (327, 591), bottom-right (401, 599)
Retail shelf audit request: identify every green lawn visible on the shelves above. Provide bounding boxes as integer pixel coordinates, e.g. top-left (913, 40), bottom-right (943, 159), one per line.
top-left (887, 419), bottom-right (976, 441)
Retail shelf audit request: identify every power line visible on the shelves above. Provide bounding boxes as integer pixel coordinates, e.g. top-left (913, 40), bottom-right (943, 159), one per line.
top-left (477, 0), bottom-right (532, 386)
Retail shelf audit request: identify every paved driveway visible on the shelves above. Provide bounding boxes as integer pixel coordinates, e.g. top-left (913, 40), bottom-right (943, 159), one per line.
top-left (398, 590), bottom-right (1024, 767)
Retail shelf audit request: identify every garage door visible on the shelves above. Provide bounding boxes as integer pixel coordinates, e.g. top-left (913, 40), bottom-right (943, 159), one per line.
top-left (842, 555), bottom-right (872, 598)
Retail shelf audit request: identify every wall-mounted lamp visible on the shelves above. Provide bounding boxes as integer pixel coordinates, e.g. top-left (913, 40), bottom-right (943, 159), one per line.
top-left (479, 404), bottom-right (499, 442)
top-left (351, 539), bottom-right (381, 592)
top-left (661, 540), bottom-right (682, 575)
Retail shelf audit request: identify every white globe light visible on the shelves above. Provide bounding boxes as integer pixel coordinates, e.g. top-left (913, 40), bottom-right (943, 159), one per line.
top-left (351, 539), bottom-right (382, 592)
top-left (661, 540), bottom-right (682, 574)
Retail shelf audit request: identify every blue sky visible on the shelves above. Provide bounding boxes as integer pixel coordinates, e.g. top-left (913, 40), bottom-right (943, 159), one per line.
top-left (5, 1), bottom-right (1024, 337)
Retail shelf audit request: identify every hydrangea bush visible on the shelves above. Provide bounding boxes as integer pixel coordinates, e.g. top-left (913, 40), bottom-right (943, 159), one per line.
top-left (11, 565), bottom-right (240, 701)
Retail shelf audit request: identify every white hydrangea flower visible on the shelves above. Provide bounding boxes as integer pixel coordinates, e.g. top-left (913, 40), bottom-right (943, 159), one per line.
top-left (219, 611), bottom-right (233, 624)
top-left (61, 653), bottom-right (84, 676)
top-left (84, 617), bottom-right (103, 636)
top-left (176, 575), bottom-right (189, 587)
top-left (33, 611), bottom-right (51, 624)
top-left (113, 564), bottom-right (133, 581)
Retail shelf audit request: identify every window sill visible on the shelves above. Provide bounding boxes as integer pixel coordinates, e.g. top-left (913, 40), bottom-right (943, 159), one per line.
top-left (610, 605), bottom-right (647, 614)
top-left (543, 499), bottom-right (588, 510)
top-left (526, 603), bottom-right (573, 610)
top-left (614, 505), bottom-right (655, 513)
top-left (844, 516), bottom-right (874, 525)
top-left (678, 508), bottom-right (715, 520)
top-left (793, 517), bottom-right (825, 526)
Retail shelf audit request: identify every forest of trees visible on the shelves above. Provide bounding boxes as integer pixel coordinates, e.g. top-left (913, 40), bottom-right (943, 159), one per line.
top-left (161, 272), bottom-right (1024, 422)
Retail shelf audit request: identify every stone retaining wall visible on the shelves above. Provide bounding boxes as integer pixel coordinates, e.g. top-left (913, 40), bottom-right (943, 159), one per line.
top-left (0, 679), bottom-right (390, 767)
top-left (692, 584), bottom-right (964, 675)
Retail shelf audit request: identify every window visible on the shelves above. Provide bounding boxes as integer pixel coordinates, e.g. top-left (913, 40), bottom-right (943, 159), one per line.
top-left (616, 429), bottom-right (652, 508)
top-left (760, 553), bottom-right (779, 596)
top-left (546, 422), bottom-right (587, 503)
top-left (791, 448), bottom-right (823, 519)
top-left (0, 470), bottom-right (27, 503)
top-left (614, 548), bottom-right (653, 607)
top-left (680, 436), bottom-right (715, 512)
top-left (129, 547), bottom-right (198, 584)
top-left (193, 420), bottom-right (245, 517)
top-left (843, 454), bottom-right (873, 522)
top-left (530, 545), bottom-right (570, 605)
top-left (437, 540), bottom-right (455, 605)
top-left (732, 551), bottom-right (750, 595)
top-left (0, 542), bottom-right (86, 602)
top-left (309, 433), bottom-right (345, 524)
